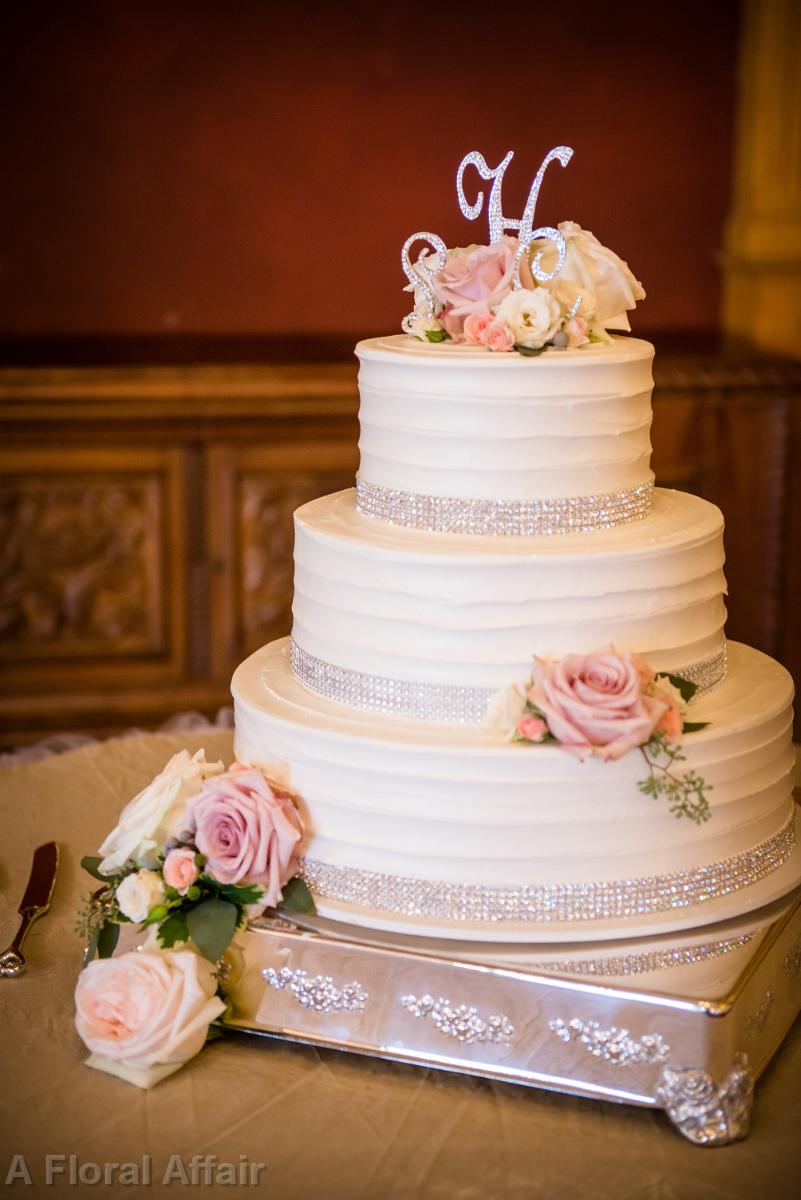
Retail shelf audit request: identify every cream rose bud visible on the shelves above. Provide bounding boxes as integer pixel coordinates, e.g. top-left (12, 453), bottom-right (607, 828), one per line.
top-left (494, 287), bottom-right (561, 350)
top-left (116, 870), bottom-right (167, 923)
top-left (408, 315), bottom-right (443, 342)
top-left (98, 749), bottom-right (224, 874)
top-left (75, 947), bottom-right (225, 1069)
top-left (484, 683), bottom-right (527, 737)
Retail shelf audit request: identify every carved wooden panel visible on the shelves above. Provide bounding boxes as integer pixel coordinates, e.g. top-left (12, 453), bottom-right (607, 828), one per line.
top-left (207, 442), bottom-right (358, 679)
top-left (0, 447), bottom-right (186, 691)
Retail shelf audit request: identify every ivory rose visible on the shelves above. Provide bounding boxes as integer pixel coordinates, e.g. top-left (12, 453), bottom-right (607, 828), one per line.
top-left (484, 683), bottom-right (527, 736)
top-left (533, 222), bottom-right (646, 331)
top-left (163, 847), bottom-right (200, 895)
top-left (75, 947), bottom-right (225, 1069)
top-left (528, 651), bottom-right (669, 761)
top-left (494, 287), bottom-right (561, 350)
top-left (190, 767), bottom-right (303, 912)
top-left (432, 236), bottom-right (522, 320)
top-left (115, 869), bottom-right (166, 923)
top-left (98, 749), bottom-right (223, 874)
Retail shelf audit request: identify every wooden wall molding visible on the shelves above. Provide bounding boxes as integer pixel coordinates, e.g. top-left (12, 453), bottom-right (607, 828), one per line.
top-left (0, 355), bottom-right (798, 745)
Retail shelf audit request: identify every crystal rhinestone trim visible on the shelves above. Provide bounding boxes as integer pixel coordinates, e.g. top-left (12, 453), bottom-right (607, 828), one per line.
top-left (355, 475), bottom-right (655, 536)
top-left (401, 993), bottom-right (514, 1044)
top-left (290, 640), bottom-right (728, 725)
top-left (262, 966), bottom-right (368, 1013)
top-left (298, 814), bottom-right (795, 925)
top-left (549, 1018), bottom-right (671, 1066)
top-left (528, 932), bottom-right (758, 978)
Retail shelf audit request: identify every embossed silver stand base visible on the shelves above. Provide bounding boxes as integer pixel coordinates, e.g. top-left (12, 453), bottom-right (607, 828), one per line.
top-left (224, 886), bottom-right (801, 1145)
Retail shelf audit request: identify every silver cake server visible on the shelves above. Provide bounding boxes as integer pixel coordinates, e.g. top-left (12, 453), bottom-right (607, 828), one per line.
top-left (0, 841), bottom-right (59, 977)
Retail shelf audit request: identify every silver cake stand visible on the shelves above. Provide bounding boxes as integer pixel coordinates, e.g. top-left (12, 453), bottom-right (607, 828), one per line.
top-left (223, 885), bottom-right (801, 1146)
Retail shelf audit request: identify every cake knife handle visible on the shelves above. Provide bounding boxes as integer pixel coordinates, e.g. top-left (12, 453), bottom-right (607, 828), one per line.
top-left (0, 909), bottom-right (36, 977)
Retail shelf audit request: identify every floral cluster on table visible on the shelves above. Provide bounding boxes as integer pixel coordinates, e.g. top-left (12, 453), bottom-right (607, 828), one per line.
top-left (74, 750), bottom-right (313, 1088)
top-left (402, 147), bottom-right (645, 355)
top-left (486, 649), bottom-right (711, 823)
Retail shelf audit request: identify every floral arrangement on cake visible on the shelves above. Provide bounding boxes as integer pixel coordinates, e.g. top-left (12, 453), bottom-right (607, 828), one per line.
top-left (401, 146), bottom-right (645, 355)
top-left (486, 650), bottom-right (711, 823)
top-left (73, 749), bottom-right (314, 1087)
top-left (406, 224), bottom-right (645, 354)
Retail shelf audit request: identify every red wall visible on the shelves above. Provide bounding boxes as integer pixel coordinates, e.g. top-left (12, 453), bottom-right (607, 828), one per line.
top-left (2, 1), bottom-right (740, 341)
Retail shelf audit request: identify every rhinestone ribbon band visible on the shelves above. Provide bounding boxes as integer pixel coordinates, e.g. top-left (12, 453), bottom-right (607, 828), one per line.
top-left (356, 476), bottom-right (655, 536)
top-left (290, 640), bottom-right (728, 725)
top-left (299, 815), bottom-right (796, 926)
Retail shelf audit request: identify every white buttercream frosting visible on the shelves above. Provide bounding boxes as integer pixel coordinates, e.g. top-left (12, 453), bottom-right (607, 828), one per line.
top-left (355, 334), bottom-right (654, 502)
top-left (290, 487), bottom-right (727, 696)
top-left (232, 640), bottom-right (798, 939)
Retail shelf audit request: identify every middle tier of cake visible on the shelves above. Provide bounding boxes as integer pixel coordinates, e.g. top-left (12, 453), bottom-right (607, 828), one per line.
top-left (290, 486), bottom-right (728, 723)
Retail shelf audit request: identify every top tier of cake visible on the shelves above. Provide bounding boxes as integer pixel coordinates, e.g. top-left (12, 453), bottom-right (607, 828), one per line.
top-left (355, 334), bottom-right (655, 533)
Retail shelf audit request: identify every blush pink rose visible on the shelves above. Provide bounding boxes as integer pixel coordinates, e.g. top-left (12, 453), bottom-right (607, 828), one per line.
top-left (483, 320), bottom-right (515, 352)
top-left (75, 948), bottom-right (225, 1069)
top-left (432, 237), bottom-right (521, 318)
top-left (163, 847), bottom-right (200, 895)
top-left (463, 310), bottom-right (493, 344)
top-left (517, 714), bottom-right (548, 742)
top-left (439, 305), bottom-right (466, 341)
top-left (190, 767), bottom-right (303, 911)
top-left (528, 651), bottom-right (668, 761)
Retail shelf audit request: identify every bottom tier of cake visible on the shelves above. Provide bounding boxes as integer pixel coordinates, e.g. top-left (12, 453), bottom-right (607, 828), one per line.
top-left (232, 640), bottom-right (800, 942)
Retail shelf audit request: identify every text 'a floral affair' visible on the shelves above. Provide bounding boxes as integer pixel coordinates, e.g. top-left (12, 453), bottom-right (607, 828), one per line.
top-left (402, 147), bottom-right (645, 354)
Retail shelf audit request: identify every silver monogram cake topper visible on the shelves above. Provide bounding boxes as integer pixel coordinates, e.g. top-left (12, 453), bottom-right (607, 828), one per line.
top-left (402, 146), bottom-right (574, 333)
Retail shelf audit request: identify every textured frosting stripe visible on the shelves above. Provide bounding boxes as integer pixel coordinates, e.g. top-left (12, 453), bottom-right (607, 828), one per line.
top-left (355, 476), bottom-right (655, 536)
top-left (298, 813), bottom-right (795, 925)
top-left (290, 639), bottom-right (728, 724)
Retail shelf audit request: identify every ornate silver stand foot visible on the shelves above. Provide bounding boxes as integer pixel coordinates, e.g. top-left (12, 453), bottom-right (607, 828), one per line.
top-left (657, 1052), bottom-right (754, 1145)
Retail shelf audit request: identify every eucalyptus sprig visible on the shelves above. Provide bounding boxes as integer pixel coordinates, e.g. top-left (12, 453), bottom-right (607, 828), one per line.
top-left (638, 732), bottom-right (712, 824)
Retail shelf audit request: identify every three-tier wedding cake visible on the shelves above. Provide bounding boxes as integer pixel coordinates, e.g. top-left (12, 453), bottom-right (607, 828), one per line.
top-left (232, 148), bottom-right (800, 942)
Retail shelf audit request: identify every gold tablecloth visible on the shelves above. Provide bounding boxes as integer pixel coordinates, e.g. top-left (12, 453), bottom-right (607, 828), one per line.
top-left (1, 731), bottom-right (800, 1199)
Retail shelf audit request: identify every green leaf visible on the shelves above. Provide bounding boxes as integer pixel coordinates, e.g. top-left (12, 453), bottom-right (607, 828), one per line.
top-left (83, 929), bottom-right (100, 966)
top-left (657, 672), bottom-right (699, 703)
top-left (217, 882), bottom-right (265, 907)
top-left (514, 343), bottom-right (548, 357)
top-left (425, 329), bottom-right (447, 343)
top-left (81, 855), bottom-right (115, 881)
top-left (96, 921), bottom-right (120, 959)
top-left (681, 721), bottom-right (709, 733)
top-left (278, 876), bottom-right (317, 916)
top-left (156, 910), bottom-right (190, 949)
top-left (186, 899), bottom-right (238, 961)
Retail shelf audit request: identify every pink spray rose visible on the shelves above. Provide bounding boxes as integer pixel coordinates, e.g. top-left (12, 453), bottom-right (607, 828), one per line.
top-left (517, 714), bottom-right (548, 742)
top-left (163, 847), bottom-right (200, 895)
top-left (75, 947), bottom-right (225, 1069)
top-left (432, 237), bottom-right (522, 319)
top-left (190, 766), bottom-right (303, 912)
top-left (483, 320), bottom-right (515, 352)
top-left (564, 315), bottom-right (589, 347)
top-left (463, 310), bottom-right (494, 344)
top-left (528, 651), bottom-right (669, 762)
